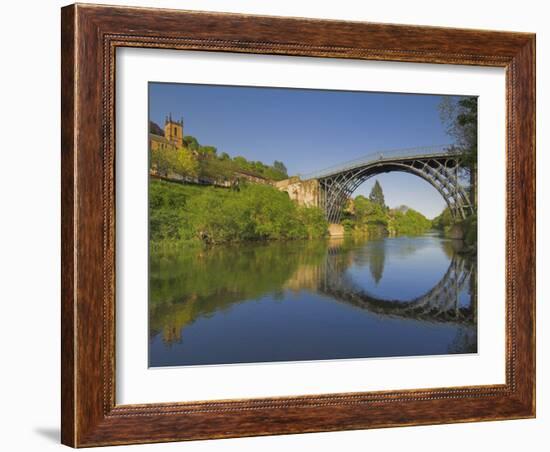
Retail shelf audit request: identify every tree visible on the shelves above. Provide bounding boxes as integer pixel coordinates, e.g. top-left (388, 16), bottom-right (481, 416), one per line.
top-left (345, 195), bottom-right (388, 232)
top-left (150, 146), bottom-right (173, 177)
top-left (368, 242), bottom-right (385, 283)
top-left (439, 96), bottom-right (478, 207)
top-left (183, 135), bottom-right (200, 151)
top-left (199, 145), bottom-right (217, 158)
top-left (273, 160), bottom-right (288, 177)
top-left (174, 147), bottom-right (199, 178)
top-left (439, 97), bottom-right (477, 163)
top-left (432, 207), bottom-right (453, 230)
top-left (369, 180), bottom-right (386, 209)
top-left (233, 156), bottom-right (248, 168)
top-left (389, 208), bottom-right (431, 235)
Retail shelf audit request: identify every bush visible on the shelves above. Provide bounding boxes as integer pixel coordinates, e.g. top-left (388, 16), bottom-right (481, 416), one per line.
top-left (149, 179), bottom-right (327, 244)
top-left (432, 207), bottom-right (453, 230)
top-left (463, 213), bottom-right (477, 246)
top-left (343, 196), bottom-right (430, 236)
top-left (390, 208), bottom-right (431, 235)
top-left (432, 207), bottom-right (477, 247)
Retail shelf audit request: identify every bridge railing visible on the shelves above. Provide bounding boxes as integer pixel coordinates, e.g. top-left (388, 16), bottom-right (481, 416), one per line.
top-left (299, 144), bottom-right (462, 180)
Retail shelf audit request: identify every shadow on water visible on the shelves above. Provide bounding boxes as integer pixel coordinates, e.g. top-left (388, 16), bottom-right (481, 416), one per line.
top-left (149, 232), bottom-right (477, 365)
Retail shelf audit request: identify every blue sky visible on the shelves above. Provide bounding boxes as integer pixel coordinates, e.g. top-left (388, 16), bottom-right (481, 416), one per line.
top-left (149, 83), bottom-right (464, 218)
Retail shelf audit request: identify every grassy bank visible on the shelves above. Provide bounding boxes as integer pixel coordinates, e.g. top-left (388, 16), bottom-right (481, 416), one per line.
top-left (150, 178), bottom-right (328, 246)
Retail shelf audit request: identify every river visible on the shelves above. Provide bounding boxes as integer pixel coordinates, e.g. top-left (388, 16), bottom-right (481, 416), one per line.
top-left (149, 232), bottom-right (477, 367)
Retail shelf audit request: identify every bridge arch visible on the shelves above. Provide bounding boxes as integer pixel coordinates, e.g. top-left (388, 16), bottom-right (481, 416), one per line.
top-left (308, 148), bottom-right (473, 223)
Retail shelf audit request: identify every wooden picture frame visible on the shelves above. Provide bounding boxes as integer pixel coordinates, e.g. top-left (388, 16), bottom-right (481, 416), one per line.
top-left (61, 3), bottom-right (535, 447)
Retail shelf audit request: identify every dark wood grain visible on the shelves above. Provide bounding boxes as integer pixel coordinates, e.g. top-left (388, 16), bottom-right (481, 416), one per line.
top-left (61, 3), bottom-right (536, 447)
top-left (60, 5), bottom-right (76, 447)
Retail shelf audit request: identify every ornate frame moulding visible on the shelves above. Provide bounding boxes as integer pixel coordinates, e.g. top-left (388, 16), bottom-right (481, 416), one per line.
top-left (61, 3), bottom-right (535, 447)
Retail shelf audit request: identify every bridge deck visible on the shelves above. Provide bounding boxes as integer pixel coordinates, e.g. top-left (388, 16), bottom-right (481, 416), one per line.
top-left (301, 144), bottom-right (460, 180)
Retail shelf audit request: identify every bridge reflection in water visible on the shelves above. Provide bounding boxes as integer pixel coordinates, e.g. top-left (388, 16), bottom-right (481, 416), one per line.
top-left (149, 233), bottom-right (477, 367)
top-left (319, 240), bottom-right (475, 325)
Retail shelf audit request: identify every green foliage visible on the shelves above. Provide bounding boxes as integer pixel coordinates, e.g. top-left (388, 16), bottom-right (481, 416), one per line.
top-left (152, 132), bottom-right (288, 183)
top-left (439, 96), bottom-right (478, 173)
top-left (369, 180), bottom-right (386, 208)
top-left (439, 96), bottom-right (478, 212)
top-left (297, 205), bottom-right (329, 239)
top-left (342, 195), bottom-right (388, 235)
top-left (149, 179), bottom-right (327, 245)
top-left (150, 145), bottom-right (170, 177)
top-left (389, 208), bottom-right (431, 235)
top-left (229, 155), bottom-right (288, 181)
top-left (198, 158), bottom-right (234, 181)
top-left (432, 207), bottom-right (477, 248)
top-left (182, 135), bottom-right (199, 151)
top-left (463, 213), bottom-right (477, 247)
top-left (343, 191), bottom-right (430, 237)
top-left (149, 180), bottom-right (201, 242)
top-left (432, 207), bottom-right (454, 230)
top-left (340, 218), bottom-right (355, 234)
top-left (198, 145), bottom-right (217, 158)
top-left (174, 147), bottom-right (199, 177)
top-left (150, 146), bottom-right (199, 178)
top-left (273, 160), bottom-right (288, 176)
top-left (355, 195), bottom-right (388, 226)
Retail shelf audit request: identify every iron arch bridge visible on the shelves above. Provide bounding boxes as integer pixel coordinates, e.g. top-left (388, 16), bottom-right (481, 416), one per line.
top-left (301, 145), bottom-right (473, 224)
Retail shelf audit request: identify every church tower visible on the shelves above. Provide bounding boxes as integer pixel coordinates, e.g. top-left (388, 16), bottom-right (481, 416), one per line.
top-left (164, 113), bottom-right (184, 148)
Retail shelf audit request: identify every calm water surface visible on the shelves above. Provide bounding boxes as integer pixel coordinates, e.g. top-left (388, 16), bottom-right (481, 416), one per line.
top-left (149, 232), bottom-right (477, 366)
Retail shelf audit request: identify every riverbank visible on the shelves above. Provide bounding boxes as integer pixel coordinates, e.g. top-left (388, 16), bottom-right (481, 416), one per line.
top-left (150, 178), bottom-right (445, 248)
top-left (432, 208), bottom-right (477, 254)
top-left (150, 178), bottom-right (328, 246)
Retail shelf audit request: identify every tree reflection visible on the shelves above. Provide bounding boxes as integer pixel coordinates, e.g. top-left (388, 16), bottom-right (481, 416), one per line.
top-left (149, 240), bottom-right (327, 343)
top-left (367, 240), bottom-right (385, 284)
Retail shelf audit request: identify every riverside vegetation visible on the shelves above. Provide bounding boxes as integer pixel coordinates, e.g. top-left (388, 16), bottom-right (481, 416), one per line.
top-left (150, 179), bottom-right (328, 246)
top-left (341, 181), bottom-right (432, 237)
top-left (432, 207), bottom-right (477, 248)
top-left (150, 177), bottom-right (438, 248)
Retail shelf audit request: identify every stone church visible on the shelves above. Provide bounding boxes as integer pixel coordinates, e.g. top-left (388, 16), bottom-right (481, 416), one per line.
top-left (149, 114), bottom-right (184, 152)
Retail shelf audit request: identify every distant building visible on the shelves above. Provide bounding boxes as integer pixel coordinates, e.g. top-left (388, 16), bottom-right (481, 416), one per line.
top-left (149, 114), bottom-right (184, 152)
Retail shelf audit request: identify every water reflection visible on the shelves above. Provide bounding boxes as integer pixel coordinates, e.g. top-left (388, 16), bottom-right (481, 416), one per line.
top-left (149, 233), bottom-right (477, 366)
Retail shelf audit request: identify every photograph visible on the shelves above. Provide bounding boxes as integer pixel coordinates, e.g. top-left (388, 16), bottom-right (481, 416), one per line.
top-left (147, 83), bottom-right (479, 367)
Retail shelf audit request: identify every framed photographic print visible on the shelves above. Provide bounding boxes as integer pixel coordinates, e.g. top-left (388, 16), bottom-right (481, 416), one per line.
top-left (61, 3), bottom-right (536, 447)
